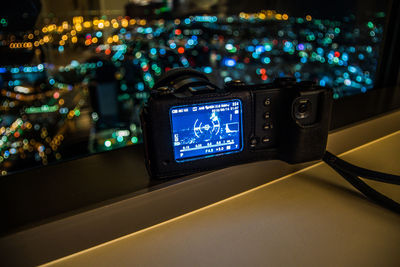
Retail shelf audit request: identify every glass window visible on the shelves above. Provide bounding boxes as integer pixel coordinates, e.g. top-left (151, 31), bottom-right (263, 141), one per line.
top-left (0, 0), bottom-right (390, 175)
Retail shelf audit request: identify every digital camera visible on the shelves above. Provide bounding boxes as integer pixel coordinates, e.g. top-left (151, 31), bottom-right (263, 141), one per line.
top-left (141, 68), bottom-right (333, 179)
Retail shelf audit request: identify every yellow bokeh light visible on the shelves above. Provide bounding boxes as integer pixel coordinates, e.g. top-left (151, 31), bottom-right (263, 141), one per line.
top-left (62, 21), bottom-right (69, 29)
top-left (121, 19), bottom-right (128, 27)
top-left (73, 16), bottom-right (83, 24)
top-left (68, 111), bottom-right (75, 119)
top-left (83, 21), bottom-right (91, 28)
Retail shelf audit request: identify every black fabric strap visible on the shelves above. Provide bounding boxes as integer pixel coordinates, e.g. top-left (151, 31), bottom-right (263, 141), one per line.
top-left (324, 151), bottom-right (400, 185)
top-left (323, 151), bottom-right (400, 214)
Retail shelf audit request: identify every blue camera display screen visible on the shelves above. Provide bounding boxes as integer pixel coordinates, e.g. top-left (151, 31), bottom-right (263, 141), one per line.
top-left (170, 99), bottom-right (243, 162)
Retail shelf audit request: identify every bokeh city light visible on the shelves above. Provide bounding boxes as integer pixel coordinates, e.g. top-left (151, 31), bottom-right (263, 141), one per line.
top-left (0, 3), bottom-right (386, 175)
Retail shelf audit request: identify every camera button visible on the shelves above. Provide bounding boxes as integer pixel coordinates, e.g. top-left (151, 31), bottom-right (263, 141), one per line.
top-left (264, 98), bottom-right (271, 106)
top-left (262, 136), bottom-right (270, 143)
top-left (263, 124), bottom-right (272, 130)
top-left (250, 138), bottom-right (258, 148)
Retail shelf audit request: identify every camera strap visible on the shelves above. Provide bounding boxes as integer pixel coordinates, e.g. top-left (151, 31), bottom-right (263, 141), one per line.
top-left (323, 151), bottom-right (400, 214)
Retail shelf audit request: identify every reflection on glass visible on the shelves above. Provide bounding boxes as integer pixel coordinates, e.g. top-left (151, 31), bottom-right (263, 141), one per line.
top-left (0, 0), bottom-right (388, 174)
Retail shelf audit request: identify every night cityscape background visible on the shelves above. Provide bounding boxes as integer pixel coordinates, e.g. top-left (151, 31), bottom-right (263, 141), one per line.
top-left (0, 0), bottom-right (388, 175)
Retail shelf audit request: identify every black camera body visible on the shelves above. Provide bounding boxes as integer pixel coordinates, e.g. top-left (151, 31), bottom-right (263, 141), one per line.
top-left (141, 68), bottom-right (333, 179)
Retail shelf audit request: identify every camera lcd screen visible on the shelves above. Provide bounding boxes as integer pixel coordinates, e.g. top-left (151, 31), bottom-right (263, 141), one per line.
top-left (170, 99), bottom-right (243, 162)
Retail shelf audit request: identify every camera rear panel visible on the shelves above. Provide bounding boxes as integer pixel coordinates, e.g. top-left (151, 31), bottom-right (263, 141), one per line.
top-left (141, 68), bottom-right (333, 179)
